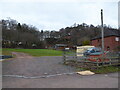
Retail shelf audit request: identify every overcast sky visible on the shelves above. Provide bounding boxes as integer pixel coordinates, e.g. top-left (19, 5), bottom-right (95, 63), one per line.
top-left (0, 0), bottom-right (119, 31)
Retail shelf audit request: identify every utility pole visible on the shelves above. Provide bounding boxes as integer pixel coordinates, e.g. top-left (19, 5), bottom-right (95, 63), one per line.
top-left (101, 9), bottom-right (104, 54)
top-left (118, 1), bottom-right (120, 29)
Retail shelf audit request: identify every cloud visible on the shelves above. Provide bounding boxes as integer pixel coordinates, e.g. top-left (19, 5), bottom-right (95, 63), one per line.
top-left (1, 0), bottom-right (119, 3)
top-left (0, 0), bottom-right (118, 30)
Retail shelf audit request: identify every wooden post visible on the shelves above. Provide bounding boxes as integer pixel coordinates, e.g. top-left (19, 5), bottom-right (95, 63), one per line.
top-left (96, 58), bottom-right (99, 70)
top-left (109, 58), bottom-right (112, 65)
top-left (74, 51), bottom-right (77, 61)
top-left (63, 49), bottom-right (66, 62)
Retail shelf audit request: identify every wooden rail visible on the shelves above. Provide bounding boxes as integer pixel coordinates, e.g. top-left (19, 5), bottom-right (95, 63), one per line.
top-left (63, 50), bottom-right (120, 68)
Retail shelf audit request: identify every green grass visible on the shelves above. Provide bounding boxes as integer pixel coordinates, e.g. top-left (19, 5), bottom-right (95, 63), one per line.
top-left (63, 60), bottom-right (120, 74)
top-left (2, 48), bottom-right (63, 56)
top-left (76, 66), bottom-right (120, 74)
top-left (91, 66), bottom-right (120, 74)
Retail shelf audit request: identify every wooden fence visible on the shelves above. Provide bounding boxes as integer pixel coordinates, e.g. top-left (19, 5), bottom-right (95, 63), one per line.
top-left (63, 50), bottom-right (120, 68)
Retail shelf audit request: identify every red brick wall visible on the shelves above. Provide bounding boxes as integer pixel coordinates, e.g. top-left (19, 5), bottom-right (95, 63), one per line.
top-left (91, 36), bottom-right (120, 51)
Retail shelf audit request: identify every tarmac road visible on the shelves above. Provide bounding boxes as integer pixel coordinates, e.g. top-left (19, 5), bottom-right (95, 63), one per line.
top-left (2, 72), bottom-right (119, 88)
top-left (2, 52), bottom-right (119, 88)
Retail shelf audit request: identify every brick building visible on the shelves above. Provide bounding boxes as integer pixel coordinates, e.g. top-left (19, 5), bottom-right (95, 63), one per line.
top-left (91, 29), bottom-right (120, 51)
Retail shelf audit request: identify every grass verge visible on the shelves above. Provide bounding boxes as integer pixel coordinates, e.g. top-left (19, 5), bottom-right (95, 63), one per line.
top-left (2, 48), bottom-right (63, 56)
top-left (91, 65), bottom-right (120, 74)
top-left (64, 60), bottom-right (120, 74)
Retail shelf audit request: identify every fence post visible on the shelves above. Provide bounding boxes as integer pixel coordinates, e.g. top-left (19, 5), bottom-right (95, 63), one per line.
top-left (63, 49), bottom-right (66, 62)
top-left (75, 51), bottom-right (77, 61)
top-left (96, 58), bottom-right (99, 69)
top-left (109, 58), bottom-right (112, 65)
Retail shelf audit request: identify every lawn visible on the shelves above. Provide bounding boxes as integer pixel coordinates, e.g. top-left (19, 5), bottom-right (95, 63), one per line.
top-left (2, 48), bottom-right (63, 56)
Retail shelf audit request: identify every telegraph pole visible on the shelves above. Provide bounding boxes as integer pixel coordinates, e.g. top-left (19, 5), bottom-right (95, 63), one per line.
top-left (118, 1), bottom-right (120, 29)
top-left (101, 9), bottom-right (104, 54)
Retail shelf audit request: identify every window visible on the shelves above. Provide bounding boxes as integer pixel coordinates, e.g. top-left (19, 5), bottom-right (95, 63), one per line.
top-left (98, 39), bottom-right (99, 42)
top-left (107, 46), bottom-right (110, 51)
top-left (115, 37), bottom-right (119, 41)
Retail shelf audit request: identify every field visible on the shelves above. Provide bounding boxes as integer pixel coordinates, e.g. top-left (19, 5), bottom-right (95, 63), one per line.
top-left (2, 48), bottom-right (63, 56)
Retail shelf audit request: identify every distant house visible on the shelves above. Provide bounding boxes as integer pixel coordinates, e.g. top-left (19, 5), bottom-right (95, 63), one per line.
top-left (54, 44), bottom-right (68, 50)
top-left (63, 34), bottom-right (71, 40)
top-left (91, 29), bottom-right (120, 51)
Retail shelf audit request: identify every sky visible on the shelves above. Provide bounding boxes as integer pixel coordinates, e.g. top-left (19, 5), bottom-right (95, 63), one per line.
top-left (0, 0), bottom-right (119, 31)
top-left (118, 1), bottom-right (120, 28)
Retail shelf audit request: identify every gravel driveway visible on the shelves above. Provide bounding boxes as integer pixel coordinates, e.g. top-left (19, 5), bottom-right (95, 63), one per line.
top-left (2, 52), bottom-right (75, 76)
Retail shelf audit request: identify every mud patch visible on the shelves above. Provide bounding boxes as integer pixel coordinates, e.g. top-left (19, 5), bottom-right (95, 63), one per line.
top-left (12, 52), bottom-right (33, 59)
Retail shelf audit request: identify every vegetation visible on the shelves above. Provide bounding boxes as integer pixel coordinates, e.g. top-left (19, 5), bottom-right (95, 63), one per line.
top-left (64, 60), bottom-right (120, 74)
top-left (1, 18), bottom-right (118, 49)
top-left (91, 66), bottom-right (120, 74)
top-left (2, 48), bottom-right (63, 56)
top-left (76, 66), bottom-right (120, 74)
top-left (2, 18), bottom-right (45, 49)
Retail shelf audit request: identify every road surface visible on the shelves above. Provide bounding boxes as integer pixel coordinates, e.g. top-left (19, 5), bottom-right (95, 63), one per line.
top-left (2, 52), bottom-right (119, 88)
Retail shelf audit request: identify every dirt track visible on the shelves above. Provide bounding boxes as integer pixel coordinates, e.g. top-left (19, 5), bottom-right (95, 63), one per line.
top-left (3, 52), bottom-right (75, 77)
top-left (11, 52), bottom-right (33, 59)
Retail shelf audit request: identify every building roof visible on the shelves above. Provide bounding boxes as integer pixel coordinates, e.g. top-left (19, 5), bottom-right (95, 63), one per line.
top-left (55, 44), bottom-right (67, 46)
top-left (91, 29), bottom-right (120, 40)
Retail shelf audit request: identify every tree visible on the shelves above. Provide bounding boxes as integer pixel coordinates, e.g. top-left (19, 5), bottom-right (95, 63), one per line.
top-left (1, 18), bottom-right (44, 48)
